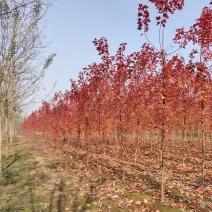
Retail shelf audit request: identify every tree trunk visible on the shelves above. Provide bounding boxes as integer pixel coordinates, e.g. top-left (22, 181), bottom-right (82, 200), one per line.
top-left (9, 115), bottom-right (13, 144)
top-left (201, 98), bottom-right (205, 185)
top-left (5, 111), bottom-right (9, 158)
top-left (160, 95), bottom-right (166, 202)
top-left (0, 104), bottom-right (2, 175)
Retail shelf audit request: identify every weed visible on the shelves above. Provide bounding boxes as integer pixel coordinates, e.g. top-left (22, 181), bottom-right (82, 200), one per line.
top-left (0, 206), bottom-right (13, 212)
top-left (1, 169), bottom-right (19, 185)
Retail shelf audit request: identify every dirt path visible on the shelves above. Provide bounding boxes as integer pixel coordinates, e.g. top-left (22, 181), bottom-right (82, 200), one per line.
top-left (0, 137), bottom-right (200, 212)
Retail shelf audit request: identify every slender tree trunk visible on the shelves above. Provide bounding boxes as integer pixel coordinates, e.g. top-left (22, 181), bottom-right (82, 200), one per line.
top-left (85, 117), bottom-right (88, 144)
top-left (98, 109), bottom-right (101, 154)
top-left (201, 98), bottom-right (205, 185)
top-left (103, 125), bottom-right (106, 156)
top-left (182, 112), bottom-right (186, 142)
top-left (77, 122), bottom-right (81, 149)
top-left (160, 31), bottom-right (166, 202)
top-left (161, 94), bottom-right (166, 202)
top-left (0, 104), bottom-right (2, 175)
top-left (5, 111), bottom-right (9, 158)
top-left (85, 117), bottom-right (90, 167)
top-left (119, 108), bottom-right (125, 181)
top-left (199, 52), bottom-right (206, 186)
top-left (134, 117), bottom-right (140, 162)
top-left (9, 115), bottom-right (13, 144)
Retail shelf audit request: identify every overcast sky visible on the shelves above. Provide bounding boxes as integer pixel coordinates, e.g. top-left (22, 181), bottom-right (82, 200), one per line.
top-left (27, 0), bottom-right (210, 114)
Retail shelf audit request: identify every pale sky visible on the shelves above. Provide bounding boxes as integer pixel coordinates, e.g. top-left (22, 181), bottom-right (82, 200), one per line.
top-left (27, 0), bottom-right (210, 114)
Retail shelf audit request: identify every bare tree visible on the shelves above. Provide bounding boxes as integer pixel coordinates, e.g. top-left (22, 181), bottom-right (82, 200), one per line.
top-left (0, 0), bottom-right (54, 173)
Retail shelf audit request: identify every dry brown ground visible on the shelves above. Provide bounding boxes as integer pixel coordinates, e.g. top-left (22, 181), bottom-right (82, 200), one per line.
top-left (0, 137), bottom-right (210, 212)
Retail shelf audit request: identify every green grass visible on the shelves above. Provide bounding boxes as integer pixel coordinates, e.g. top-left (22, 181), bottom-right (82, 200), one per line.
top-left (1, 169), bottom-right (19, 185)
top-left (149, 202), bottom-right (184, 212)
top-left (123, 190), bottom-right (149, 201)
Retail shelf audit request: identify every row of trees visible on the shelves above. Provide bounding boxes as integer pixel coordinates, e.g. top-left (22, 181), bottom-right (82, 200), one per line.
top-left (0, 0), bottom-right (54, 174)
top-left (22, 0), bottom-right (212, 202)
top-left (22, 40), bottom-right (212, 141)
